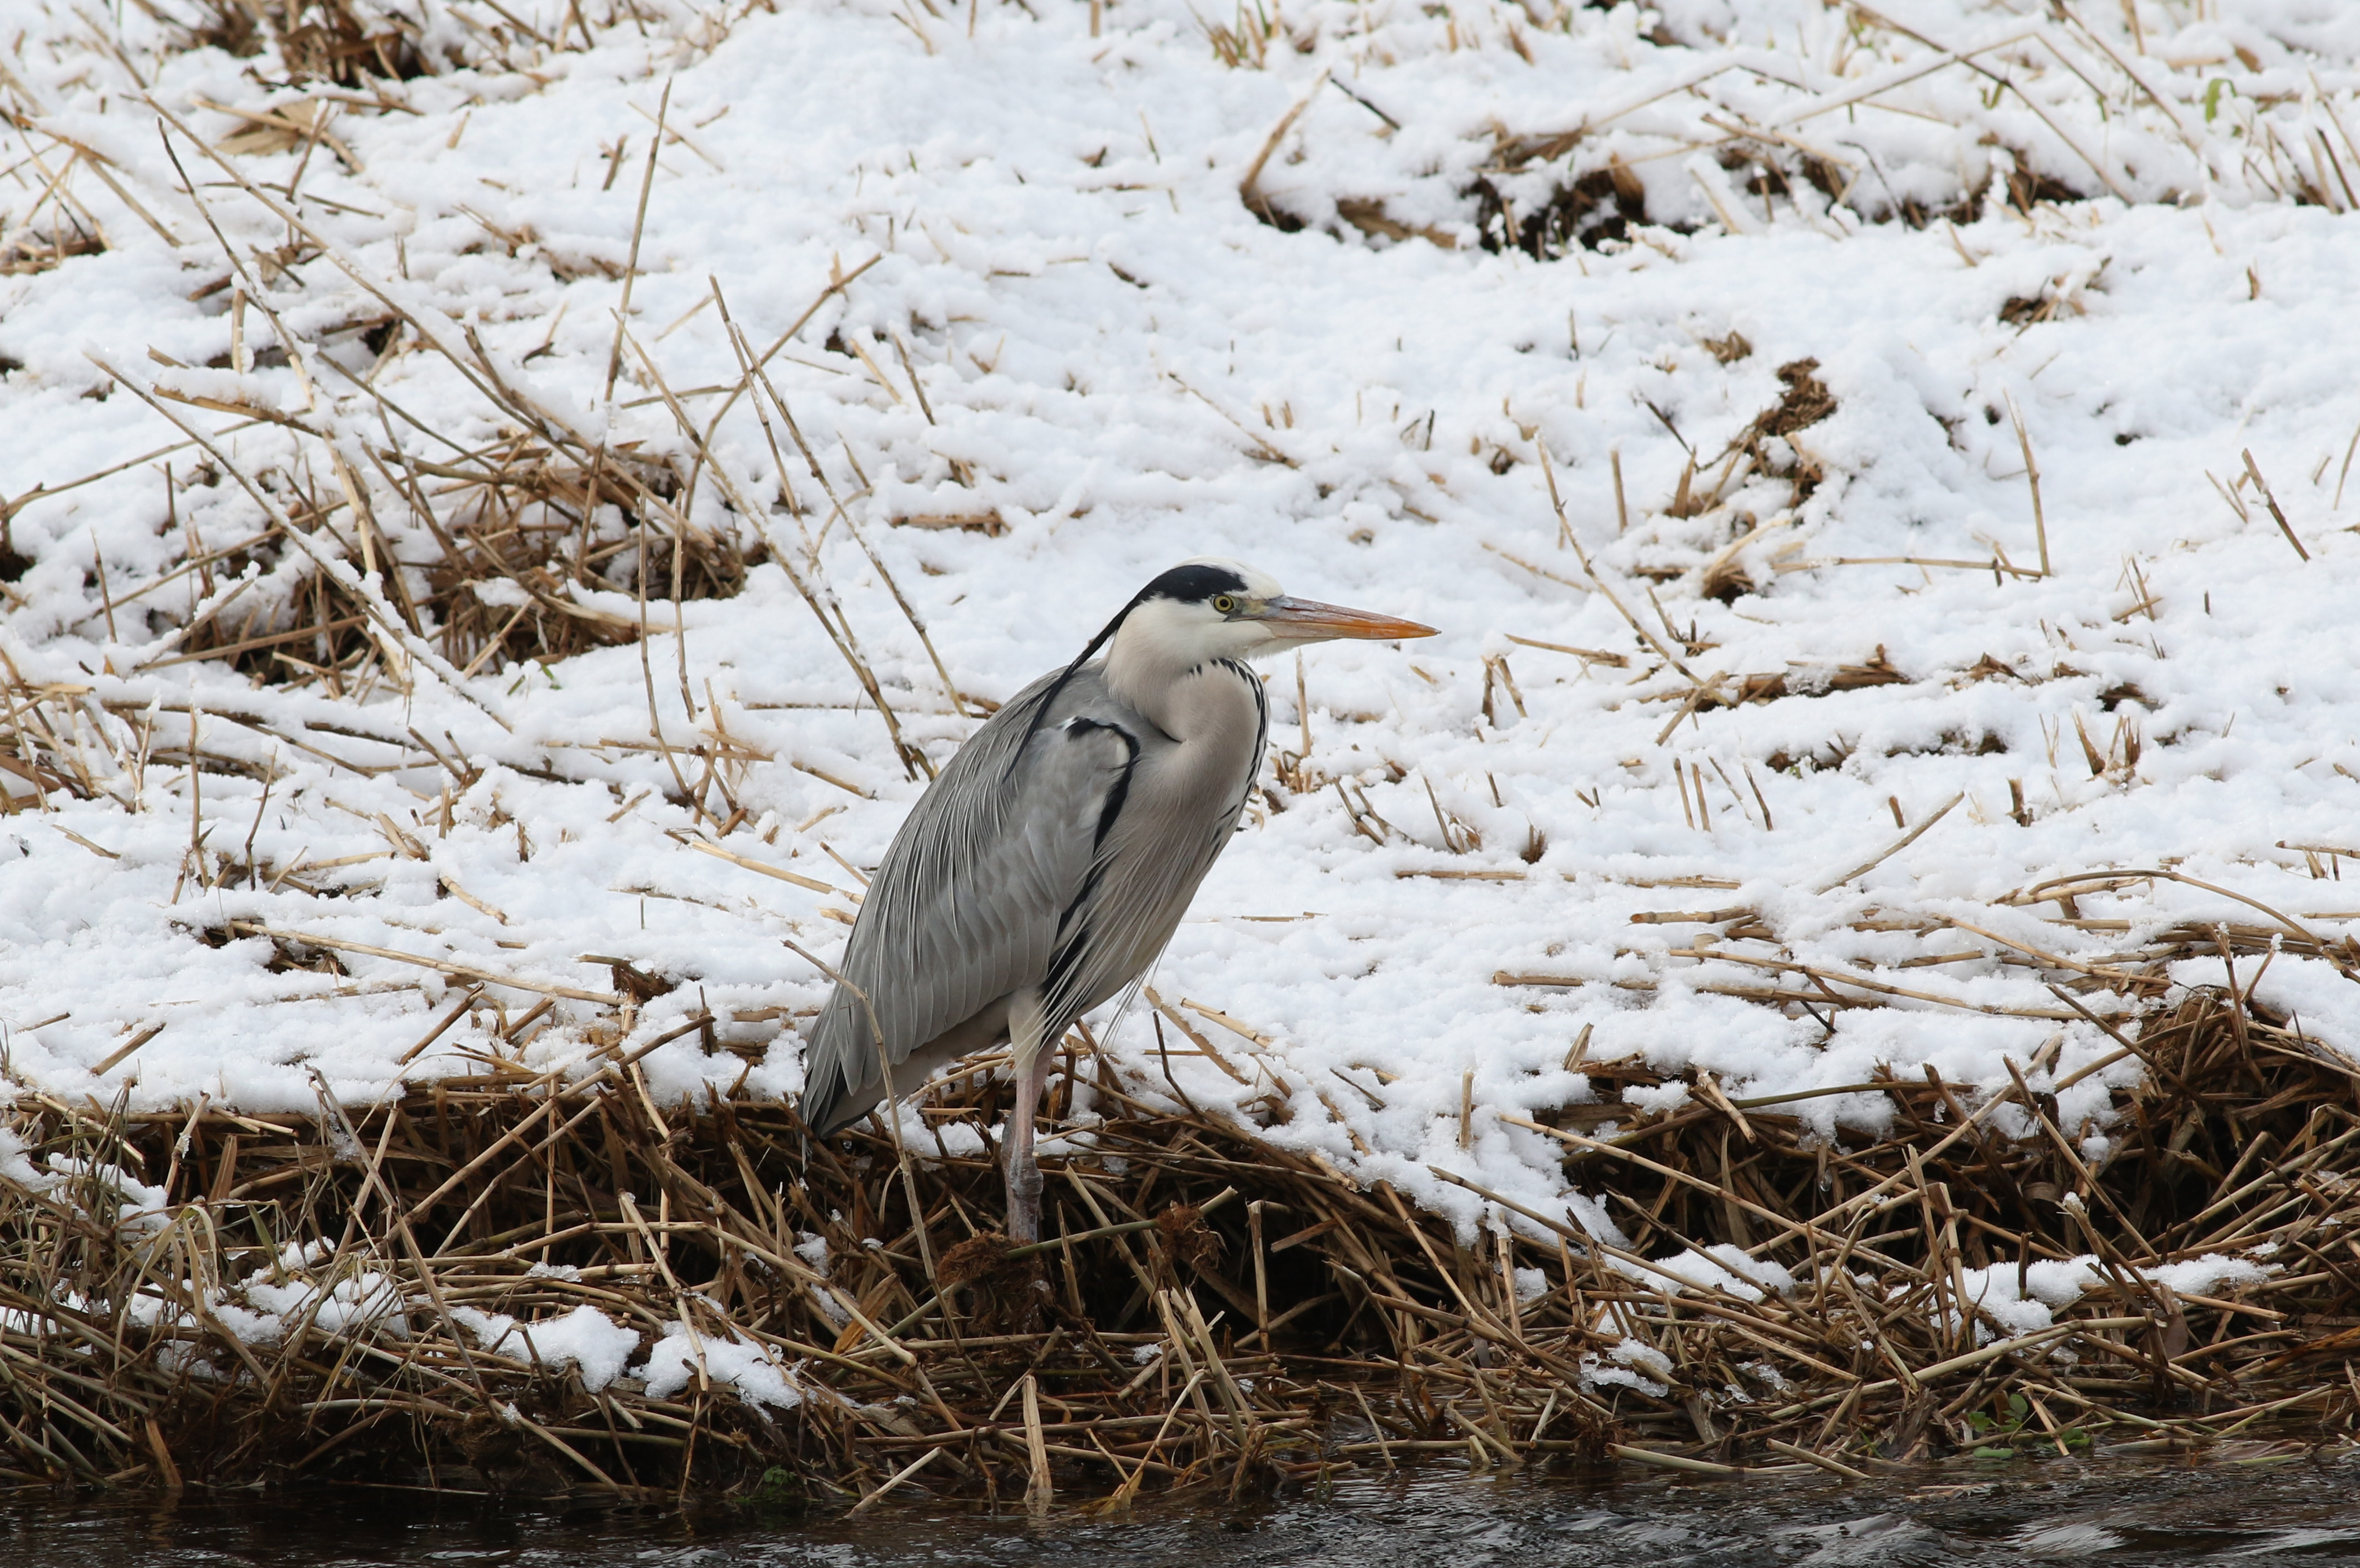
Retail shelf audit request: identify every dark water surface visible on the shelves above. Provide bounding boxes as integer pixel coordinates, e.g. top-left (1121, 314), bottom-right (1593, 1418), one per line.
top-left (11, 1457), bottom-right (2360, 1566)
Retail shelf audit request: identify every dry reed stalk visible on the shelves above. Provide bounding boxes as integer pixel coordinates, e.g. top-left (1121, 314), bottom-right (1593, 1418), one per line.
top-left (2005, 394), bottom-right (2051, 577)
top-left (2240, 449), bottom-right (2310, 563)
top-left (1238, 68), bottom-right (1332, 221)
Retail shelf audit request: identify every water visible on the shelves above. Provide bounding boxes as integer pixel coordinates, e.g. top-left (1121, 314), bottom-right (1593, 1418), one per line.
top-left (11, 1456), bottom-right (2360, 1566)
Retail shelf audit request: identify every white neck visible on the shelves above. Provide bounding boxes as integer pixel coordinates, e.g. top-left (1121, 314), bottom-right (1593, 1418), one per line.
top-left (1102, 600), bottom-right (1247, 738)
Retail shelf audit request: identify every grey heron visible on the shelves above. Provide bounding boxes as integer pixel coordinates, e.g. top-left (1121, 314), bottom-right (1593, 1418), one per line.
top-left (798, 559), bottom-right (1434, 1242)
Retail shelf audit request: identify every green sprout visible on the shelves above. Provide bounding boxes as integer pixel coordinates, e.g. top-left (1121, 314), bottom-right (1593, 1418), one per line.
top-left (1965, 1392), bottom-right (2091, 1459)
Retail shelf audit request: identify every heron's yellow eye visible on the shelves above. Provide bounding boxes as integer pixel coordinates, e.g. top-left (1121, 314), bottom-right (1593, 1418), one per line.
top-left (1212, 594), bottom-right (1238, 615)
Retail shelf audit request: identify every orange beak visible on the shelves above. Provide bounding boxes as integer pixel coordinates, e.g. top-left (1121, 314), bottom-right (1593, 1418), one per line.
top-left (1254, 595), bottom-right (1436, 642)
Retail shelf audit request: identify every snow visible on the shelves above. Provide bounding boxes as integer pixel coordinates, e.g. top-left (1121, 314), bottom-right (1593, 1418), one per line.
top-left (1582, 1336), bottom-right (1676, 1397)
top-left (111, 1251), bottom-right (412, 1352)
top-left (1635, 1243), bottom-right (1796, 1302)
top-left (0, 1138), bottom-right (175, 1240)
top-left (5, 0), bottom-right (2360, 1310)
top-left (1952, 1251), bottom-right (2272, 1342)
top-left (472, 1301), bottom-right (647, 1390)
top-left (639, 1319), bottom-right (804, 1406)
top-left (793, 1232), bottom-right (831, 1276)
top-left (224, 1268), bottom-right (409, 1342)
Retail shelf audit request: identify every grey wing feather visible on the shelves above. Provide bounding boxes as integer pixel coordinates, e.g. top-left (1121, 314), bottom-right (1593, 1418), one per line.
top-left (1039, 665), bottom-right (1266, 1032)
top-left (799, 670), bottom-right (1135, 1134)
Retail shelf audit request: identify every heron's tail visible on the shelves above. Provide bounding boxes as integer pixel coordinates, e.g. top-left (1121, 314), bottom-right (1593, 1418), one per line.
top-left (797, 991), bottom-right (881, 1138)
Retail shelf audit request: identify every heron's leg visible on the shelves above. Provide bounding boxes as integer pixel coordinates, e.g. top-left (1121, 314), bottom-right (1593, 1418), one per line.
top-left (1004, 1053), bottom-right (1054, 1244)
top-left (1003, 995), bottom-right (1052, 1244)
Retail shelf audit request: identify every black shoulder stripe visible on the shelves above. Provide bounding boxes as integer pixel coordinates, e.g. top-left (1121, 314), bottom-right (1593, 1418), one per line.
top-left (1221, 657), bottom-right (1270, 774)
top-left (1066, 718), bottom-right (1142, 851)
top-left (1207, 660), bottom-right (1268, 823)
top-left (1042, 902), bottom-right (1094, 1010)
top-left (1042, 867), bottom-right (1107, 1017)
top-left (1042, 719), bottom-right (1141, 1007)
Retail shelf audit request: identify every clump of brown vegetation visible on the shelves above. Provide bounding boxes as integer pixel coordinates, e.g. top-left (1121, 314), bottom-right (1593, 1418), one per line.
top-left (179, 0), bottom-right (438, 84)
top-left (172, 0), bottom-right (618, 85)
top-left (3, 108), bottom-right (905, 742)
top-left (6, 906), bottom-right (2360, 1505)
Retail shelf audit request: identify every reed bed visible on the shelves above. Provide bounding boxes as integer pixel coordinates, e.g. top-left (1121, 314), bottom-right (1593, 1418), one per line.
top-left (5, 923), bottom-right (2359, 1507)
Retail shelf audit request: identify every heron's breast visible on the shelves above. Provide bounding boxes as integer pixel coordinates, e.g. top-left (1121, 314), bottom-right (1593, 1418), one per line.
top-left (1126, 665), bottom-right (1265, 827)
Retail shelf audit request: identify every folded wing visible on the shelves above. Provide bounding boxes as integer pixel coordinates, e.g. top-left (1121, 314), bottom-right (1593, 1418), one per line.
top-left (799, 671), bottom-right (1138, 1134)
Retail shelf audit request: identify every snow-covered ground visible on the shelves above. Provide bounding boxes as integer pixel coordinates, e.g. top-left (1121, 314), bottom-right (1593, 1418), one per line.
top-left (6, 0), bottom-right (2360, 1248)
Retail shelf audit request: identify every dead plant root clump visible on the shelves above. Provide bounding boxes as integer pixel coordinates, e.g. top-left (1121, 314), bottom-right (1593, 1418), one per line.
top-left (6, 971), bottom-right (2360, 1510)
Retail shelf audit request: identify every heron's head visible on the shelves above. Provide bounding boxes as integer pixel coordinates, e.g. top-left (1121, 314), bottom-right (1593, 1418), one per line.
top-left (1108, 558), bottom-right (1436, 671)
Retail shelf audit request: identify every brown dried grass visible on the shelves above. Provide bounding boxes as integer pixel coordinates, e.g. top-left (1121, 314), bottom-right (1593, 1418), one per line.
top-left (13, 102), bottom-right (799, 708)
top-left (6, 931), bottom-right (2360, 1505)
top-left (165, 0), bottom-right (567, 85)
